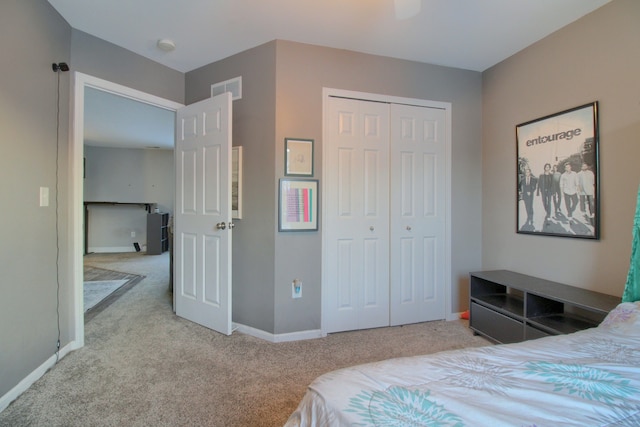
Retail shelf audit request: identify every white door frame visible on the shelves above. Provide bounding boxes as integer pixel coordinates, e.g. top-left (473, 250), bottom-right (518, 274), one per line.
top-left (321, 87), bottom-right (453, 334)
top-left (69, 72), bottom-right (183, 349)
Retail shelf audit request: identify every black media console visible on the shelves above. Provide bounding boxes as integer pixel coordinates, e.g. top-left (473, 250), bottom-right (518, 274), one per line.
top-left (469, 270), bottom-right (620, 344)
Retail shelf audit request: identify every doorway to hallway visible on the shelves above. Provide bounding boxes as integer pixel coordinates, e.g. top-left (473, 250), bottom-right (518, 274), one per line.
top-left (70, 72), bottom-right (183, 348)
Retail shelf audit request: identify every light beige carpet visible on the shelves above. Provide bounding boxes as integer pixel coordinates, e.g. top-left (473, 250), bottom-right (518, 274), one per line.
top-left (0, 252), bottom-right (490, 427)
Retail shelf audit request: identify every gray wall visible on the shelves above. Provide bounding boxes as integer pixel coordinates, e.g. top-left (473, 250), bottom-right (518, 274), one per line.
top-left (71, 30), bottom-right (184, 104)
top-left (187, 40), bottom-right (483, 334)
top-left (84, 146), bottom-right (174, 252)
top-left (0, 2), bottom-right (186, 400)
top-left (482, 0), bottom-right (640, 297)
top-left (186, 43), bottom-right (278, 333)
top-left (0, 0), bottom-right (71, 398)
top-left (273, 41), bottom-right (482, 333)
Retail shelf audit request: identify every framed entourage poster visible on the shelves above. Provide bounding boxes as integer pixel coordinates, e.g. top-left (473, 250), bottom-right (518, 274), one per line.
top-left (516, 102), bottom-right (599, 239)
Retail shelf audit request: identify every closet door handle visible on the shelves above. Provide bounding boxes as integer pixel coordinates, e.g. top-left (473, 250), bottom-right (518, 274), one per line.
top-left (216, 222), bottom-right (227, 230)
top-left (369, 226), bottom-right (375, 231)
top-left (406, 226), bottom-right (412, 231)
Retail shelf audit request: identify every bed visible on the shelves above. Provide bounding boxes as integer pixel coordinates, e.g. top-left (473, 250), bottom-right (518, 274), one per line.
top-left (285, 302), bottom-right (640, 426)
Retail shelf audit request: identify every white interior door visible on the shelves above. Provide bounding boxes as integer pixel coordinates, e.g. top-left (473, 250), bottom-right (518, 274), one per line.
top-left (174, 93), bottom-right (233, 335)
top-left (390, 104), bottom-right (447, 325)
top-left (324, 96), bottom-right (390, 333)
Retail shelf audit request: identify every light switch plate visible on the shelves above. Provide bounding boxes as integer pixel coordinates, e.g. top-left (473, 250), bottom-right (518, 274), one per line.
top-left (39, 187), bottom-right (49, 207)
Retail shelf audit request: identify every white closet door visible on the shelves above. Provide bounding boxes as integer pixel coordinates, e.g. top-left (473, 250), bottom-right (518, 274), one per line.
top-left (389, 104), bottom-right (447, 325)
top-left (324, 96), bottom-right (390, 333)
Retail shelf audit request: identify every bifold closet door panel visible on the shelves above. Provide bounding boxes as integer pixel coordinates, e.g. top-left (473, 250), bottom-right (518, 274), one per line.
top-left (324, 96), bottom-right (390, 333)
top-left (389, 104), bottom-right (447, 326)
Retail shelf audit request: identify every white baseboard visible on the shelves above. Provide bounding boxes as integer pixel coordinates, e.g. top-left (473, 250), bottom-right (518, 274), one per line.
top-left (234, 319), bottom-right (468, 341)
top-left (233, 323), bottom-right (324, 343)
top-left (0, 340), bottom-right (80, 414)
top-left (87, 246), bottom-right (138, 253)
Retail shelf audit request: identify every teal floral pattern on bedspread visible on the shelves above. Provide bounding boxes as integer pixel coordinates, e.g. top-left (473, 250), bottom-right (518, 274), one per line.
top-left (286, 304), bottom-right (640, 426)
top-left (429, 354), bottom-right (519, 395)
top-left (342, 336), bottom-right (640, 426)
top-left (524, 361), bottom-right (638, 404)
top-left (346, 387), bottom-right (464, 427)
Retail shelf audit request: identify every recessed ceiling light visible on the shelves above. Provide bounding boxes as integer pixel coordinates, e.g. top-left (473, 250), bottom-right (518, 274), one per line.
top-left (157, 39), bottom-right (176, 52)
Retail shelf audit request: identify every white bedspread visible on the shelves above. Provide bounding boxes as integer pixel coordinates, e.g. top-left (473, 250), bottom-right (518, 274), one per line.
top-left (286, 302), bottom-right (640, 426)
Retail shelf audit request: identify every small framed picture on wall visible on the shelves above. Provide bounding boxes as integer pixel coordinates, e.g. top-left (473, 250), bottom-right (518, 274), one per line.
top-left (278, 179), bottom-right (318, 231)
top-left (285, 138), bottom-right (314, 176)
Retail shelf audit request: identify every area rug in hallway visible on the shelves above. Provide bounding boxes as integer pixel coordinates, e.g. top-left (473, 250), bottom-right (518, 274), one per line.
top-left (83, 266), bottom-right (144, 321)
top-left (84, 279), bottom-right (131, 309)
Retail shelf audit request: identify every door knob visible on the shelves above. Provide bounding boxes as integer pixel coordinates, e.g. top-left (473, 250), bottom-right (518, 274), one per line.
top-left (406, 226), bottom-right (412, 231)
top-left (216, 222), bottom-right (227, 230)
top-left (228, 222), bottom-right (235, 229)
top-left (369, 226), bottom-right (375, 231)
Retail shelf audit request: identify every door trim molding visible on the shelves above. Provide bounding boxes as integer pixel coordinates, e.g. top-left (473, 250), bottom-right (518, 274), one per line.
top-left (320, 88), bottom-right (453, 334)
top-left (69, 72), bottom-right (183, 349)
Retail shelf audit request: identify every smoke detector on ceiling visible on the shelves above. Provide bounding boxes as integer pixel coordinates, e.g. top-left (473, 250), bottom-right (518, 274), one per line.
top-left (157, 39), bottom-right (176, 52)
top-left (394, 0), bottom-right (421, 19)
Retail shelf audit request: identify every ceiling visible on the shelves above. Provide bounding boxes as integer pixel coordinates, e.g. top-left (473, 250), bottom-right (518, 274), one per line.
top-left (83, 87), bottom-right (175, 150)
top-left (50, 0), bottom-right (610, 73)
top-left (56, 0), bottom-right (611, 150)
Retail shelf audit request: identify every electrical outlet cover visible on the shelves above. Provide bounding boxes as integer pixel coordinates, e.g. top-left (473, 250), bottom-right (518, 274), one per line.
top-left (292, 281), bottom-right (302, 299)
